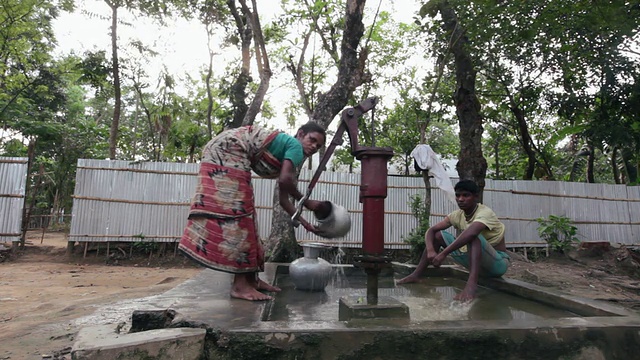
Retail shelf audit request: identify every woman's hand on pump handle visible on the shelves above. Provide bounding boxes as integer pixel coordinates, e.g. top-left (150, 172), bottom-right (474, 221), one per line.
top-left (294, 200), bottom-right (331, 234)
top-left (299, 217), bottom-right (319, 234)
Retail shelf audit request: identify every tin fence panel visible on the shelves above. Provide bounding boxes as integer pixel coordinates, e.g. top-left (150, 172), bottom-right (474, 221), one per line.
top-left (0, 157), bottom-right (28, 243)
top-left (68, 160), bottom-right (640, 248)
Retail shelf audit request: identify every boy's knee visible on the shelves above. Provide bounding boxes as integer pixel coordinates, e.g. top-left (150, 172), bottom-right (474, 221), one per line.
top-left (433, 231), bottom-right (447, 247)
top-left (470, 236), bottom-right (483, 245)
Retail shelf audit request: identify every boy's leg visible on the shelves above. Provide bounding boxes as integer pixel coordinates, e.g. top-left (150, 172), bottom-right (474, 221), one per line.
top-left (456, 237), bottom-right (482, 301)
top-left (444, 234), bottom-right (510, 277)
top-left (442, 234), bottom-right (510, 301)
top-left (397, 231), bottom-right (447, 284)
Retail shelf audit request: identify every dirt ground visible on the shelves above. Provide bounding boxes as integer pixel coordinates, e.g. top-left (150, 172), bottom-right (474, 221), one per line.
top-left (1, 232), bottom-right (640, 360)
top-left (0, 231), bottom-right (200, 360)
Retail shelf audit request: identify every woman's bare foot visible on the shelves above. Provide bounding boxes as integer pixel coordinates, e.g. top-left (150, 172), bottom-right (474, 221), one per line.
top-left (231, 273), bottom-right (273, 301)
top-left (256, 278), bottom-right (281, 292)
top-left (230, 286), bottom-right (273, 301)
top-left (396, 272), bottom-right (422, 284)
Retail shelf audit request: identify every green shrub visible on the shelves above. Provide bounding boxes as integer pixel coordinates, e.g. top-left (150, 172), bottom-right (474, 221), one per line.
top-left (132, 234), bottom-right (160, 254)
top-left (402, 194), bottom-right (430, 263)
top-left (536, 214), bottom-right (580, 253)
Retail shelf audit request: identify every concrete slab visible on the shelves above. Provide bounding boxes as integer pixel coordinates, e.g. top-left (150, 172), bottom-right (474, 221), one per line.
top-left (71, 324), bottom-right (206, 360)
top-left (71, 263), bottom-right (640, 360)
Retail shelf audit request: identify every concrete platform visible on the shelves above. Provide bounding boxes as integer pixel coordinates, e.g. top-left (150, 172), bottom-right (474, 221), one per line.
top-left (70, 263), bottom-right (640, 360)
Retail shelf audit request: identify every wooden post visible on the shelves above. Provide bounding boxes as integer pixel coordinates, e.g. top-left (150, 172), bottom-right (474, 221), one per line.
top-left (40, 221), bottom-right (46, 244)
top-left (83, 242), bottom-right (88, 258)
top-left (19, 140), bottom-right (37, 248)
top-left (67, 239), bottom-right (75, 256)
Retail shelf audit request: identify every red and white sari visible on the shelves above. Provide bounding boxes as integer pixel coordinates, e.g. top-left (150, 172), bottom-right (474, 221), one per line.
top-left (178, 126), bottom-right (281, 273)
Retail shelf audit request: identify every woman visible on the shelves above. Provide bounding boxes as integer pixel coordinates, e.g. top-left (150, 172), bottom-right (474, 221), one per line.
top-left (179, 122), bottom-right (327, 301)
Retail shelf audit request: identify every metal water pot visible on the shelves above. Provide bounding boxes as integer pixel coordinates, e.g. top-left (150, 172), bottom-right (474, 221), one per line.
top-left (314, 201), bottom-right (351, 239)
top-left (289, 243), bottom-right (333, 291)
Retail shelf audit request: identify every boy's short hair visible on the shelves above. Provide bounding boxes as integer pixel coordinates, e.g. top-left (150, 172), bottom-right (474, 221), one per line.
top-left (454, 180), bottom-right (480, 195)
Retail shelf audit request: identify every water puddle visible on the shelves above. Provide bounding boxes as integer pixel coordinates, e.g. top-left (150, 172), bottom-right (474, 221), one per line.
top-left (266, 274), bottom-right (578, 322)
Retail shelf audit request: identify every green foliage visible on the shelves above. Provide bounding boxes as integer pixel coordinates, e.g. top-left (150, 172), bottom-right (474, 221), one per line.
top-left (1, 139), bottom-right (28, 156)
top-left (419, 0), bottom-right (640, 183)
top-left (330, 147), bottom-right (358, 173)
top-left (0, 0), bottom-right (60, 121)
top-left (536, 215), bottom-right (580, 254)
top-left (402, 194), bottom-right (430, 263)
top-left (132, 240), bottom-right (160, 254)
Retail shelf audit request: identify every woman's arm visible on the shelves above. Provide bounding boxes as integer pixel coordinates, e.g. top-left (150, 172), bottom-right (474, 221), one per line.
top-left (277, 160), bottom-right (300, 214)
top-left (277, 160), bottom-right (317, 232)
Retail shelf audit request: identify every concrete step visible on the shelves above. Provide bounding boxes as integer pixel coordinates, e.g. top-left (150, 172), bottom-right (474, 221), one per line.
top-left (71, 324), bottom-right (206, 360)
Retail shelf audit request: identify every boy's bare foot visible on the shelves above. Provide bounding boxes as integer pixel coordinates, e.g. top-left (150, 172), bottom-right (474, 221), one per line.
top-left (396, 273), bottom-right (421, 284)
top-left (256, 278), bottom-right (281, 292)
top-left (230, 286), bottom-right (273, 301)
top-left (454, 284), bottom-right (477, 302)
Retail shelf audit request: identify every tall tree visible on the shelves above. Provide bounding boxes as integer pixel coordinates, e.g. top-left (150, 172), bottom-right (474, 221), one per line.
top-left (421, 0), bottom-right (487, 194)
top-left (104, 0), bottom-right (122, 159)
top-left (218, 0), bottom-right (272, 128)
top-left (267, 0), bottom-right (372, 262)
top-left (93, 0), bottom-right (189, 159)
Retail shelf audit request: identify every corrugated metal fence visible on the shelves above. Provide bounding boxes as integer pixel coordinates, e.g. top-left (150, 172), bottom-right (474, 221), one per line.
top-left (0, 157), bottom-right (28, 243)
top-left (68, 159), bottom-right (640, 248)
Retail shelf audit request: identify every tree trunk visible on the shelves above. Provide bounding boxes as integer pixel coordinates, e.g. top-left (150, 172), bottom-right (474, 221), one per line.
top-left (611, 147), bottom-right (621, 184)
top-left (205, 22), bottom-right (215, 139)
top-left (132, 83), bottom-right (157, 160)
top-left (266, 0), bottom-right (370, 262)
top-left (240, 0), bottom-right (272, 126)
top-left (509, 105), bottom-right (536, 180)
top-left (267, 181), bottom-right (301, 262)
top-left (436, 1), bottom-right (487, 198)
top-left (586, 144), bottom-right (595, 183)
top-left (226, 0), bottom-right (252, 129)
top-left (310, 0), bottom-right (369, 129)
top-left (107, 1), bottom-right (121, 160)
top-left (569, 157), bottom-right (583, 182)
top-left (422, 172), bottom-right (431, 223)
top-left (621, 148), bottom-right (637, 184)
top-left (494, 135), bottom-right (500, 179)
top-left (18, 139), bottom-right (37, 249)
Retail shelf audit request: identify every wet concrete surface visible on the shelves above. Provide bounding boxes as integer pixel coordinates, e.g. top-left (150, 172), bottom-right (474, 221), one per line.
top-left (72, 263), bottom-right (640, 360)
top-left (74, 265), bottom-right (272, 331)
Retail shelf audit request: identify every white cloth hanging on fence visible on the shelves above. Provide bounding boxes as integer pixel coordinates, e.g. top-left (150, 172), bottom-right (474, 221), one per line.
top-left (410, 144), bottom-right (456, 204)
